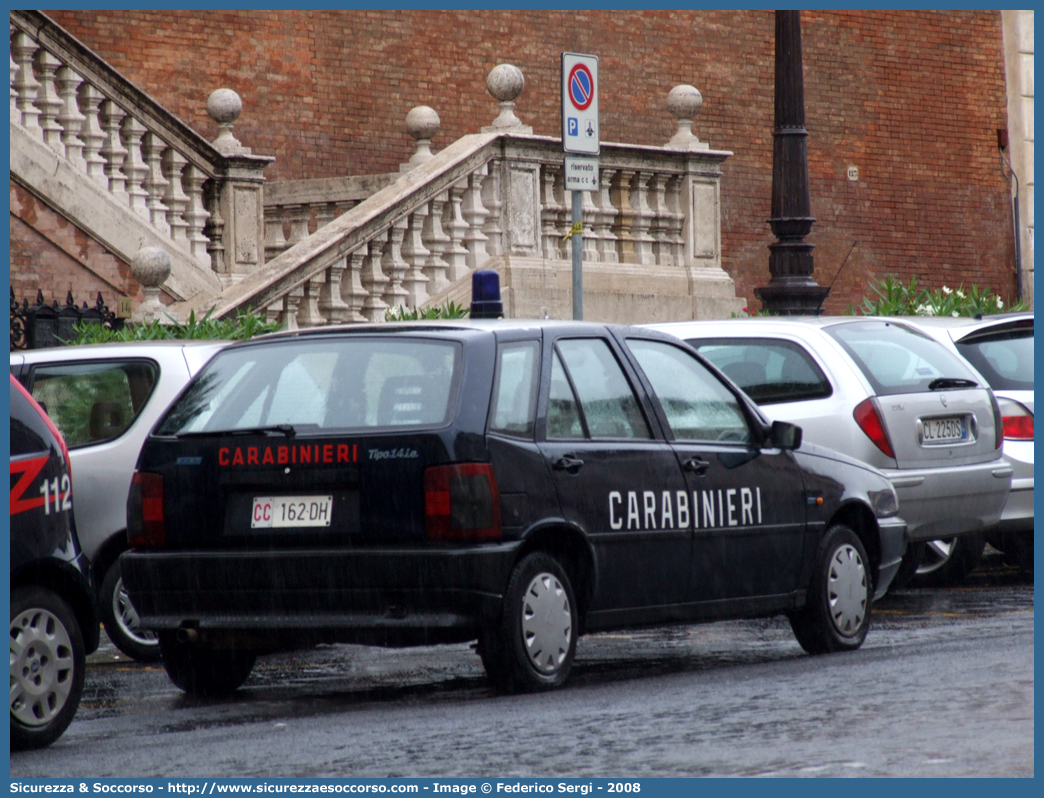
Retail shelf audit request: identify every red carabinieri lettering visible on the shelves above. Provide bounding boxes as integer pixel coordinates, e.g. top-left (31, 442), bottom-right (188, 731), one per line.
top-left (218, 443), bottom-right (359, 467)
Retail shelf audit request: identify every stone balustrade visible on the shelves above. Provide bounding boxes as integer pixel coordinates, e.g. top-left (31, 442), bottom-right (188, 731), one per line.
top-left (9, 10), bottom-right (271, 295)
top-left (185, 127), bottom-right (736, 328)
top-left (230, 68), bottom-right (737, 329)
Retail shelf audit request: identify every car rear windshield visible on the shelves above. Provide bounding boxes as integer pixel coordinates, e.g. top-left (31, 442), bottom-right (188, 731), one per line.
top-left (825, 321), bottom-right (980, 396)
top-left (955, 328), bottom-right (1033, 392)
top-left (156, 337), bottom-right (460, 435)
top-left (688, 337), bottom-right (832, 405)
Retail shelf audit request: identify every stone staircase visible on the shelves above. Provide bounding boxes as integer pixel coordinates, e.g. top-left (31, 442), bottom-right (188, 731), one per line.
top-left (10, 11), bottom-right (744, 328)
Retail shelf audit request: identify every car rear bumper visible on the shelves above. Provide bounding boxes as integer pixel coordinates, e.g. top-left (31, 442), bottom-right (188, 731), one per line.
top-left (121, 543), bottom-right (521, 641)
top-left (873, 516), bottom-right (908, 600)
top-left (989, 480), bottom-right (1034, 536)
top-left (886, 460), bottom-right (1013, 542)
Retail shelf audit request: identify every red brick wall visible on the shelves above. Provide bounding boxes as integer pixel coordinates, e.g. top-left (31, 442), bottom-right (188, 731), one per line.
top-left (39, 9), bottom-right (1018, 313)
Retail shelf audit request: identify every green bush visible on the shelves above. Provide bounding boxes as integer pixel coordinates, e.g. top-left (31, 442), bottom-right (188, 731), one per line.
top-left (853, 275), bottom-right (1027, 318)
top-left (66, 308), bottom-right (281, 345)
top-left (384, 301), bottom-right (469, 321)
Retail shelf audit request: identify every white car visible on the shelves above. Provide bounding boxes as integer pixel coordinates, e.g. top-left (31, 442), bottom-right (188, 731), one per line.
top-left (898, 313), bottom-right (1033, 575)
top-left (645, 317), bottom-right (1014, 585)
top-left (10, 340), bottom-right (228, 660)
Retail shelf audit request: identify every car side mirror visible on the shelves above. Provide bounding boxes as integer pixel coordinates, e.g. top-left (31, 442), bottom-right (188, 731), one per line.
top-left (767, 420), bottom-right (802, 450)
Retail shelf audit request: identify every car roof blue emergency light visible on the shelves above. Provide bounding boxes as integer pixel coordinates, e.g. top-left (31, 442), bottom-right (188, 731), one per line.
top-left (470, 270), bottom-right (503, 319)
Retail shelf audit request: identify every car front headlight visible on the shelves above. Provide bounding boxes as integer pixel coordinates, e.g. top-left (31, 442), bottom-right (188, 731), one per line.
top-left (869, 486), bottom-right (899, 518)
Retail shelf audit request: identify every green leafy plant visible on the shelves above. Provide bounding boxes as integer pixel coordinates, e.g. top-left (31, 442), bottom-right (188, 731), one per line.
top-left (853, 275), bottom-right (1026, 318)
top-left (384, 301), bottom-right (469, 321)
top-left (66, 308), bottom-right (281, 345)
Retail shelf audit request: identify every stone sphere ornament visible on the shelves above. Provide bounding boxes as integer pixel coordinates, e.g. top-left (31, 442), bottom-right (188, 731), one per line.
top-left (207, 88), bottom-right (250, 155)
top-left (484, 64), bottom-right (531, 132)
top-left (206, 88), bottom-right (242, 126)
top-left (666, 84), bottom-right (709, 150)
top-left (667, 84), bottom-right (703, 120)
top-left (486, 63), bottom-right (525, 103)
top-left (130, 246), bottom-right (172, 323)
top-left (404, 106), bottom-right (441, 168)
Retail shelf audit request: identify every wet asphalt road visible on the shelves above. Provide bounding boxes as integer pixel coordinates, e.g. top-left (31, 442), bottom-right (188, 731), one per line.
top-left (11, 555), bottom-right (1033, 778)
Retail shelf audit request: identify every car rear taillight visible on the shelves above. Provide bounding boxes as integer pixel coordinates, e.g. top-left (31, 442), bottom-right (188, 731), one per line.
top-left (127, 472), bottom-right (166, 548)
top-left (424, 463), bottom-right (501, 542)
top-left (853, 398), bottom-right (895, 458)
top-left (997, 398), bottom-right (1034, 441)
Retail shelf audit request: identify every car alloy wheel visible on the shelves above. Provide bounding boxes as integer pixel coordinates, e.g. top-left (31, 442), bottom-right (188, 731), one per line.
top-left (99, 561), bottom-right (161, 662)
top-left (10, 606), bottom-right (76, 728)
top-left (113, 577), bottom-right (158, 648)
top-left (10, 586), bottom-right (86, 750)
top-left (827, 543), bottom-right (868, 637)
top-left (520, 571), bottom-right (573, 674)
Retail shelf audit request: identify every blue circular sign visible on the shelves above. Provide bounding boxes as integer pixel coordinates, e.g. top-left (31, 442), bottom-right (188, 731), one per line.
top-left (568, 63), bottom-right (594, 111)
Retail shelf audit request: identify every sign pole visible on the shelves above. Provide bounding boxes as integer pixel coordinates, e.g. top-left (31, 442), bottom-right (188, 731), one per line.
top-left (561, 52), bottom-right (599, 322)
top-left (571, 190), bottom-right (583, 320)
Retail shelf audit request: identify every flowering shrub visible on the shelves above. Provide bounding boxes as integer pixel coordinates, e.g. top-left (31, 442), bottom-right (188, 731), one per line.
top-left (854, 275), bottom-right (1025, 318)
top-left (731, 305), bottom-right (777, 318)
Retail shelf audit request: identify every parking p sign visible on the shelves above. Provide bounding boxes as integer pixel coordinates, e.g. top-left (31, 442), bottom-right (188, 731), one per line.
top-left (562, 52), bottom-right (599, 155)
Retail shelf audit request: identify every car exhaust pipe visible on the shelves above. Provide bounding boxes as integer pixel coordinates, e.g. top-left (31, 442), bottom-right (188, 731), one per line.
top-left (176, 627), bottom-right (199, 644)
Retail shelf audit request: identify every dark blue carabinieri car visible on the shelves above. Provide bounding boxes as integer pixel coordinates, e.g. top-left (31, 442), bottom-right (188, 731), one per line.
top-left (10, 375), bottom-right (99, 750)
top-left (122, 321), bottom-right (906, 696)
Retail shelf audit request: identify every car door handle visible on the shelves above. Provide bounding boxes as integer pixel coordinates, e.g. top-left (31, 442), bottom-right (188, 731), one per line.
top-left (553, 455), bottom-right (585, 473)
top-left (683, 457), bottom-right (710, 476)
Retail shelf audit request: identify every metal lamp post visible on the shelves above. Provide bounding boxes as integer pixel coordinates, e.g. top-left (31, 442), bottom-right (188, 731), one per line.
top-left (754, 10), bottom-right (830, 315)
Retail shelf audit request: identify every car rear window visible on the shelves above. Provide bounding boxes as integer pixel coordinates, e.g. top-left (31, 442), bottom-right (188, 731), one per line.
top-left (157, 337), bottom-right (460, 435)
top-left (688, 337), bottom-right (832, 405)
top-left (955, 328), bottom-right (1033, 392)
top-left (27, 360), bottom-right (158, 448)
top-left (825, 321), bottom-right (980, 396)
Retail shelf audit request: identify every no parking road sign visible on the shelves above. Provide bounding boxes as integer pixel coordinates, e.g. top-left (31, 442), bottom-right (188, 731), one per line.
top-left (562, 52), bottom-right (599, 155)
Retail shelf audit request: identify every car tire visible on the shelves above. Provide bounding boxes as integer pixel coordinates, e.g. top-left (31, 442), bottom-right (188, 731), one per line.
top-left (10, 586), bottom-right (86, 751)
top-left (1001, 534), bottom-right (1034, 575)
top-left (789, 524), bottom-right (872, 655)
top-left (911, 532), bottom-right (987, 587)
top-left (99, 560), bottom-right (162, 663)
top-left (480, 552), bottom-right (578, 694)
top-left (157, 632), bottom-right (256, 698)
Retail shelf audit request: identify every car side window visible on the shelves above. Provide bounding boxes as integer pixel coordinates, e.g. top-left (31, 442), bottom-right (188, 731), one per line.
top-left (28, 360), bottom-right (158, 448)
top-left (690, 337), bottom-right (832, 405)
top-left (547, 352), bottom-right (585, 439)
top-left (627, 339), bottom-right (752, 444)
top-left (489, 341), bottom-right (540, 438)
top-left (553, 338), bottom-right (651, 440)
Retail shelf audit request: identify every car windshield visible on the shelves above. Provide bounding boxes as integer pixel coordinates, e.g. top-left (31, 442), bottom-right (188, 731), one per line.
top-left (955, 327), bottom-right (1033, 392)
top-left (156, 337), bottom-right (460, 435)
top-left (825, 321), bottom-right (980, 396)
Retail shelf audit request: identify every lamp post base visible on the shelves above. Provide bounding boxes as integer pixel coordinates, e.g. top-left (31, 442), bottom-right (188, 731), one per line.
top-left (753, 281), bottom-right (830, 316)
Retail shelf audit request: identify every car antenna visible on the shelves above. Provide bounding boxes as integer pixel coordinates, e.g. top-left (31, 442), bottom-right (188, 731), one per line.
top-left (827, 241), bottom-right (858, 294)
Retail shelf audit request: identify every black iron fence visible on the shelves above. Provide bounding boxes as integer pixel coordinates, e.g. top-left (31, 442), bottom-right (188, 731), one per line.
top-left (10, 289), bottom-right (124, 350)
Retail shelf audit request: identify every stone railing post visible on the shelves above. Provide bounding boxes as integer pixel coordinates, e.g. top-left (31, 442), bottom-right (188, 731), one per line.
top-left (205, 89), bottom-right (273, 284)
top-left (131, 246), bottom-right (172, 323)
